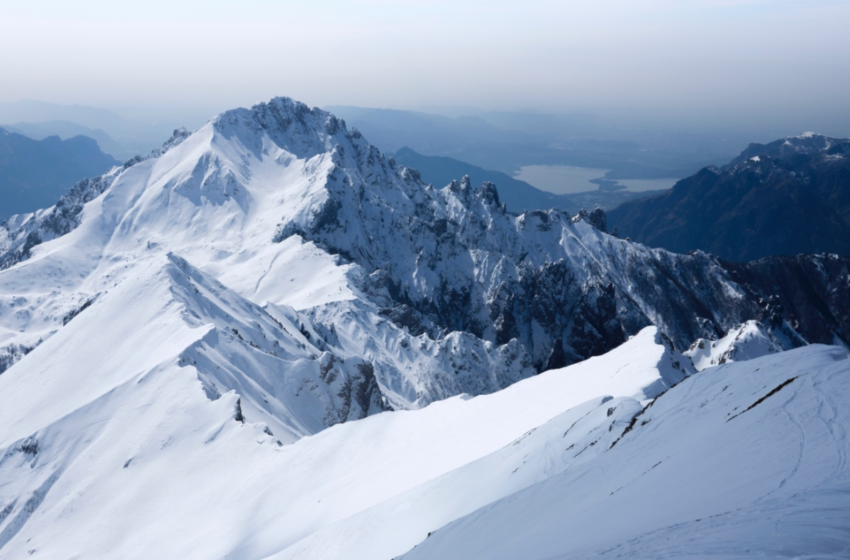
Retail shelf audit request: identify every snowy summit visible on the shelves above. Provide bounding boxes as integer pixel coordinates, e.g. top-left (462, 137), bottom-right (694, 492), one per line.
top-left (0, 97), bottom-right (848, 559)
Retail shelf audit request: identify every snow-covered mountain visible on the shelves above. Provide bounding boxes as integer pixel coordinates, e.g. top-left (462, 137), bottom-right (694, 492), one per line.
top-left (684, 319), bottom-right (800, 371)
top-left (728, 131), bottom-right (850, 164)
top-left (3, 99), bottom-right (848, 386)
top-left (1, 97), bottom-right (849, 557)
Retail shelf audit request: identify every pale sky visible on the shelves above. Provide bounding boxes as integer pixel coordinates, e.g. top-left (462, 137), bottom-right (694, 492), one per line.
top-left (2, 0), bottom-right (848, 126)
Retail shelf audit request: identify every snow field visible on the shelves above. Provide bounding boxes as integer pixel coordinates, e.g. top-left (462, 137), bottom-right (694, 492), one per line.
top-left (0, 327), bottom-right (685, 558)
top-left (401, 344), bottom-right (850, 559)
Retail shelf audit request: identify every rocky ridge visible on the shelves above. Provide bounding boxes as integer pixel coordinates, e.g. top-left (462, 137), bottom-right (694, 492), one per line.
top-left (1, 99), bottom-right (848, 432)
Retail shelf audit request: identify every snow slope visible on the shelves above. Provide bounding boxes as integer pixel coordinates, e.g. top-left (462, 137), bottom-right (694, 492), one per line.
top-left (0, 97), bottom-right (849, 557)
top-left (0, 328), bottom-right (685, 559)
top-left (400, 343), bottom-right (850, 560)
top-left (0, 99), bottom-right (536, 423)
top-left (2, 318), bottom-right (847, 559)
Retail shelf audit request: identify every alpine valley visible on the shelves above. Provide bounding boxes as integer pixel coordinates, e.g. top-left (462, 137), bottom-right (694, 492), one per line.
top-left (0, 98), bottom-right (848, 559)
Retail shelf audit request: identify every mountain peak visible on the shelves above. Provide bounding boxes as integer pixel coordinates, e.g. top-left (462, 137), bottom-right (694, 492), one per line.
top-left (209, 97), bottom-right (356, 160)
top-left (2, 97), bottom-right (850, 559)
top-left (726, 132), bottom-right (848, 167)
top-left (3, 97), bottom-right (849, 389)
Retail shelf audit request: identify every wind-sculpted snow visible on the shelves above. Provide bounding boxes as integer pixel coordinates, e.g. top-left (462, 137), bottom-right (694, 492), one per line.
top-left (1, 321), bottom-right (848, 558)
top-left (165, 254), bottom-right (387, 437)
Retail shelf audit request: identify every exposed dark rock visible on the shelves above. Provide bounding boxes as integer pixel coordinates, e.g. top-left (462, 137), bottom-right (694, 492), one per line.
top-left (727, 377), bottom-right (797, 422)
top-left (0, 344), bottom-right (36, 375)
top-left (62, 297), bottom-right (96, 326)
top-left (609, 134), bottom-right (850, 262)
top-left (720, 254), bottom-right (850, 347)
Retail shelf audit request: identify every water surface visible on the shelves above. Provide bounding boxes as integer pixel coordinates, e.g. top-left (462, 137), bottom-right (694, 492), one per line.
top-left (514, 165), bottom-right (678, 194)
top-left (513, 165), bottom-right (609, 194)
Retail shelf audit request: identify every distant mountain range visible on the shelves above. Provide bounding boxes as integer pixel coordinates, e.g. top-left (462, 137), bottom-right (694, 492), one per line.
top-left (0, 100), bottom-right (215, 160)
top-left (2, 121), bottom-right (127, 160)
top-left (0, 100), bottom-right (127, 132)
top-left (0, 127), bottom-right (120, 220)
top-left (608, 133), bottom-right (850, 261)
top-left (392, 147), bottom-right (662, 213)
top-left (327, 105), bottom-right (733, 180)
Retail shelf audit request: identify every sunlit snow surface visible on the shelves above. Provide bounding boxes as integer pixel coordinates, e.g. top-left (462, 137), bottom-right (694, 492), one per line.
top-left (0, 324), bottom-right (672, 557)
top-left (401, 344), bottom-right (850, 560)
top-left (1, 322), bottom-right (848, 558)
top-left (0, 98), bottom-right (848, 558)
top-left (685, 319), bottom-right (793, 372)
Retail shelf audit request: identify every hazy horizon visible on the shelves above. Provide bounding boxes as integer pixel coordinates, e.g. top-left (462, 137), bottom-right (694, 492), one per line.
top-left (1, 0), bottom-right (849, 136)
